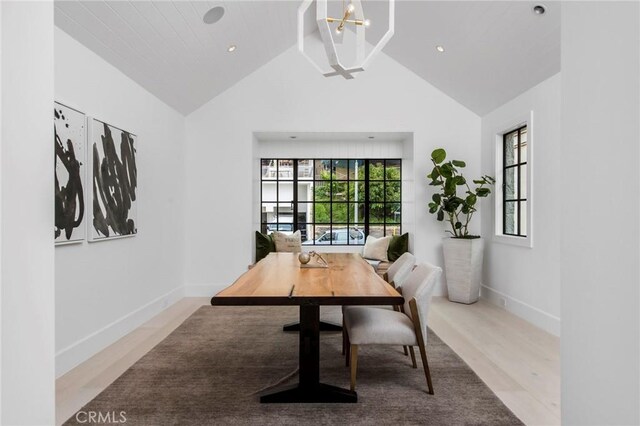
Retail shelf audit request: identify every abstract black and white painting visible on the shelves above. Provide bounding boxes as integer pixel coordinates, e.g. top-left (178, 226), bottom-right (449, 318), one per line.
top-left (55, 102), bottom-right (86, 244)
top-left (88, 118), bottom-right (138, 241)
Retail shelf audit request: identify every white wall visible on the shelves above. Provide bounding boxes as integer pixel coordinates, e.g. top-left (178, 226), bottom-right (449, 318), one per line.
top-left (184, 43), bottom-right (481, 297)
top-left (54, 29), bottom-right (186, 376)
top-left (1, 2), bottom-right (55, 424)
top-left (480, 73), bottom-right (561, 335)
top-left (561, 2), bottom-right (639, 425)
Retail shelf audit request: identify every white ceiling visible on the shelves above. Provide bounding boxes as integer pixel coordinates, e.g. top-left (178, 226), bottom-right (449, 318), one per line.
top-left (54, 1), bottom-right (560, 116)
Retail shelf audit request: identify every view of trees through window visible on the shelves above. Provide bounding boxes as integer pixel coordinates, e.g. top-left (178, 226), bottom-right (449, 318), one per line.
top-left (503, 126), bottom-right (527, 237)
top-left (261, 159), bottom-right (401, 245)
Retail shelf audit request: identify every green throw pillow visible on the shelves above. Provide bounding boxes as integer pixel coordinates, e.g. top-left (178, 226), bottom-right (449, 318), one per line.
top-left (255, 231), bottom-right (276, 262)
top-left (387, 233), bottom-right (409, 262)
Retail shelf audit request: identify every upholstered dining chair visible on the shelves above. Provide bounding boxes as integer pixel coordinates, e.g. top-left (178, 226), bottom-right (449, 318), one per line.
top-left (383, 252), bottom-right (416, 289)
top-left (342, 252), bottom-right (417, 356)
top-left (343, 263), bottom-right (442, 394)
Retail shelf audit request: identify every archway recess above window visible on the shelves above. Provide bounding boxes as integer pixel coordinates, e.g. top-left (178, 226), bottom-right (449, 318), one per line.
top-left (298, 0), bottom-right (395, 79)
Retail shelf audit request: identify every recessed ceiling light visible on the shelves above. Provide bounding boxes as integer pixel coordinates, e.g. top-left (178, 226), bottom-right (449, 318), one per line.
top-left (533, 5), bottom-right (546, 15)
top-left (227, 44), bottom-right (237, 53)
top-left (203, 6), bottom-right (225, 24)
top-left (436, 45), bottom-right (445, 53)
top-left (368, 136), bottom-right (375, 139)
top-left (290, 136), bottom-right (297, 139)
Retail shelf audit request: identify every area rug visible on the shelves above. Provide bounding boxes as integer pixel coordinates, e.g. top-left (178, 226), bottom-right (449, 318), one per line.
top-left (63, 306), bottom-right (523, 425)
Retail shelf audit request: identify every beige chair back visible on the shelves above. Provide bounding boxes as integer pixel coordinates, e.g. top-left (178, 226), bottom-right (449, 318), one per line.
top-left (386, 252), bottom-right (416, 288)
top-left (401, 263), bottom-right (442, 341)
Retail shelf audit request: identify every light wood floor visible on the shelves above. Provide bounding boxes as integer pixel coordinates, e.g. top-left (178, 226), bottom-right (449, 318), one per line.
top-left (56, 297), bottom-right (560, 426)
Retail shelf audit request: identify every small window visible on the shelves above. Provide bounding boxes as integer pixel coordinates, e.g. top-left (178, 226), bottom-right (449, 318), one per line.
top-left (502, 126), bottom-right (528, 237)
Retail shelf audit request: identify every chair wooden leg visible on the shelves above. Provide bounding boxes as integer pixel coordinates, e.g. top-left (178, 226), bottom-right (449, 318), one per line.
top-left (350, 345), bottom-right (359, 391)
top-left (403, 345), bottom-right (409, 356)
top-left (342, 318), bottom-right (346, 356)
top-left (418, 341), bottom-right (434, 395)
top-left (408, 346), bottom-right (417, 368)
top-left (345, 332), bottom-right (351, 367)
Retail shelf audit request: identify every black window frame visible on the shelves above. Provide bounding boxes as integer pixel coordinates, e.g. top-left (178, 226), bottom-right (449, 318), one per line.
top-left (502, 126), bottom-right (527, 237)
top-left (260, 158), bottom-right (402, 246)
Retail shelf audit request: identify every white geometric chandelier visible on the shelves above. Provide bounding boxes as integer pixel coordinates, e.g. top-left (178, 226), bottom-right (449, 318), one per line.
top-left (298, 0), bottom-right (395, 79)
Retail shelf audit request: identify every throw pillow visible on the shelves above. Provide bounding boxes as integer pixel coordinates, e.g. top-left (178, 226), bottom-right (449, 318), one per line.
top-left (255, 231), bottom-right (276, 262)
top-left (387, 233), bottom-right (409, 262)
top-left (273, 230), bottom-right (302, 253)
top-left (362, 235), bottom-right (392, 262)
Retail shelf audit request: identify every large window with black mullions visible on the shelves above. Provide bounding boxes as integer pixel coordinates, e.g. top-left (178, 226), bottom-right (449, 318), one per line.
top-left (260, 159), bottom-right (401, 246)
top-left (503, 126), bottom-right (528, 237)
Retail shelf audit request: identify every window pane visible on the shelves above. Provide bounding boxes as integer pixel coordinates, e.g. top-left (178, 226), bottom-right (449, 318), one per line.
top-left (347, 227), bottom-right (366, 245)
top-left (298, 203), bottom-right (313, 224)
top-left (314, 225), bottom-right (330, 242)
top-left (386, 181), bottom-right (401, 202)
top-left (386, 203), bottom-right (401, 224)
top-left (262, 159), bottom-right (277, 180)
top-left (297, 160), bottom-right (313, 180)
top-left (278, 182), bottom-right (294, 202)
top-left (332, 181), bottom-right (348, 201)
top-left (369, 225), bottom-right (384, 238)
top-left (278, 160), bottom-right (294, 179)
top-left (276, 203), bottom-right (293, 219)
top-left (297, 223), bottom-right (312, 243)
top-left (519, 201), bottom-right (527, 237)
top-left (332, 203), bottom-right (348, 223)
top-left (369, 160), bottom-right (385, 180)
top-left (349, 159), bottom-right (365, 180)
top-left (332, 160), bottom-right (348, 180)
top-left (520, 164), bottom-right (527, 199)
top-left (369, 203), bottom-right (385, 223)
top-left (504, 201), bottom-right (518, 235)
top-left (349, 182), bottom-right (365, 202)
top-left (262, 203), bottom-right (277, 223)
top-left (505, 167), bottom-right (517, 200)
top-left (261, 182), bottom-right (277, 201)
top-left (314, 181), bottom-right (331, 201)
top-left (297, 181), bottom-right (313, 202)
top-left (315, 160), bottom-right (331, 180)
top-left (315, 203), bottom-right (331, 223)
top-left (385, 159), bottom-right (401, 180)
top-left (505, 130), bottom-right (518, 166)
top-left (520, 128), bottom-right (527, 163)
top-left (386, 225), bottom-right (401, 237)
top-left (369, 182), bottom-right (385, 202)
top-left (348, 203), bottom-right (365, 224)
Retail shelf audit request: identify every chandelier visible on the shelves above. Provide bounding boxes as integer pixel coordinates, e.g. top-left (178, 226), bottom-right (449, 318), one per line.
top-left (298, 0), bottom-right (395, 79)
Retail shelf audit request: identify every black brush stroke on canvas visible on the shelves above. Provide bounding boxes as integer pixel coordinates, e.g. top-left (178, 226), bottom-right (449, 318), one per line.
top-left (93, 123), bottom-right (137, 238)
top-left (54, 108), bottom-right (84, 240)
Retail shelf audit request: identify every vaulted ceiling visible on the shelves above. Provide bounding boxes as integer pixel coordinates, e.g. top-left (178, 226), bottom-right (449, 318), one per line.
top-left (55, 1), bottom-right (560, 116)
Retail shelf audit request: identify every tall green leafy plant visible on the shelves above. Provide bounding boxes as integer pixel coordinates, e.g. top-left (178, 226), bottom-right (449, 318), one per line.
top-left (427, 148), bottom-right (495, 238)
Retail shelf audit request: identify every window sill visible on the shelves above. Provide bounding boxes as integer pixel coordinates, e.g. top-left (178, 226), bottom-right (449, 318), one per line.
top-left (492, 234), bottom-right (533, 248)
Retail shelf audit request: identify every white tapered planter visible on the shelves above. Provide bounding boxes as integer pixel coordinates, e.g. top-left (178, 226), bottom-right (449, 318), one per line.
top-left (442, 237), bottom-right (484, 304)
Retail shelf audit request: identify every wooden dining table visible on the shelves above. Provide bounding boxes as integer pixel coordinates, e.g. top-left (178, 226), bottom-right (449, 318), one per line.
top-left (211, 252), bottom-right (403, 403)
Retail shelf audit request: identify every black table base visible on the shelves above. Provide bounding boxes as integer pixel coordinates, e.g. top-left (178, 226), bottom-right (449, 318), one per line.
top-left (261, 305), bottom-right (357, 403)
top-left (282, 320), bottom-right (342, 332)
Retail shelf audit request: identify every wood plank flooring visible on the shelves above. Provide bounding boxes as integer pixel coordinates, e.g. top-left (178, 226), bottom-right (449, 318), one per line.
top-left (56, 297), bottom-right (560, 425)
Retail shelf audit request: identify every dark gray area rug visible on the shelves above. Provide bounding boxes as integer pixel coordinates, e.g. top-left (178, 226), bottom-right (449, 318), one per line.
top-left (64, 306), bottom-right (523, 425)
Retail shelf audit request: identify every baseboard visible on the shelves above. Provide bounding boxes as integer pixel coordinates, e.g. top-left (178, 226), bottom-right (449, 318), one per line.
top-left (184, 283), bottom-right (228, 297)
top-left (55, 285), bottom-right (185, 377)
top-left (480, 285), bottom-right (561, 336)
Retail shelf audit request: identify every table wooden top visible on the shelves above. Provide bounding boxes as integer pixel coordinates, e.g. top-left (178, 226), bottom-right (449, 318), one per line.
top-left (211, 252), bottom-right (403, 306)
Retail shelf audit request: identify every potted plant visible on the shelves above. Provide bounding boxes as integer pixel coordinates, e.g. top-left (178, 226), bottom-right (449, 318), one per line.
top-left (427, 148), bottom-right (495, 304)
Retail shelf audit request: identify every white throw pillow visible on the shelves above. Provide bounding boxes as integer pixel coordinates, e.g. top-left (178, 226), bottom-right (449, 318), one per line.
top-left (362, 235), bottom-right (392, 262)
top-left (273, 230), bottom-right (302, 253)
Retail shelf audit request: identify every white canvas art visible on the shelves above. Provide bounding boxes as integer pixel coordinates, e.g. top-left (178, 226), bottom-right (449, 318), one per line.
top-left (88, 118), bottom-right (138, 241)
top-left (55, 102), bottom-right (86, 244)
